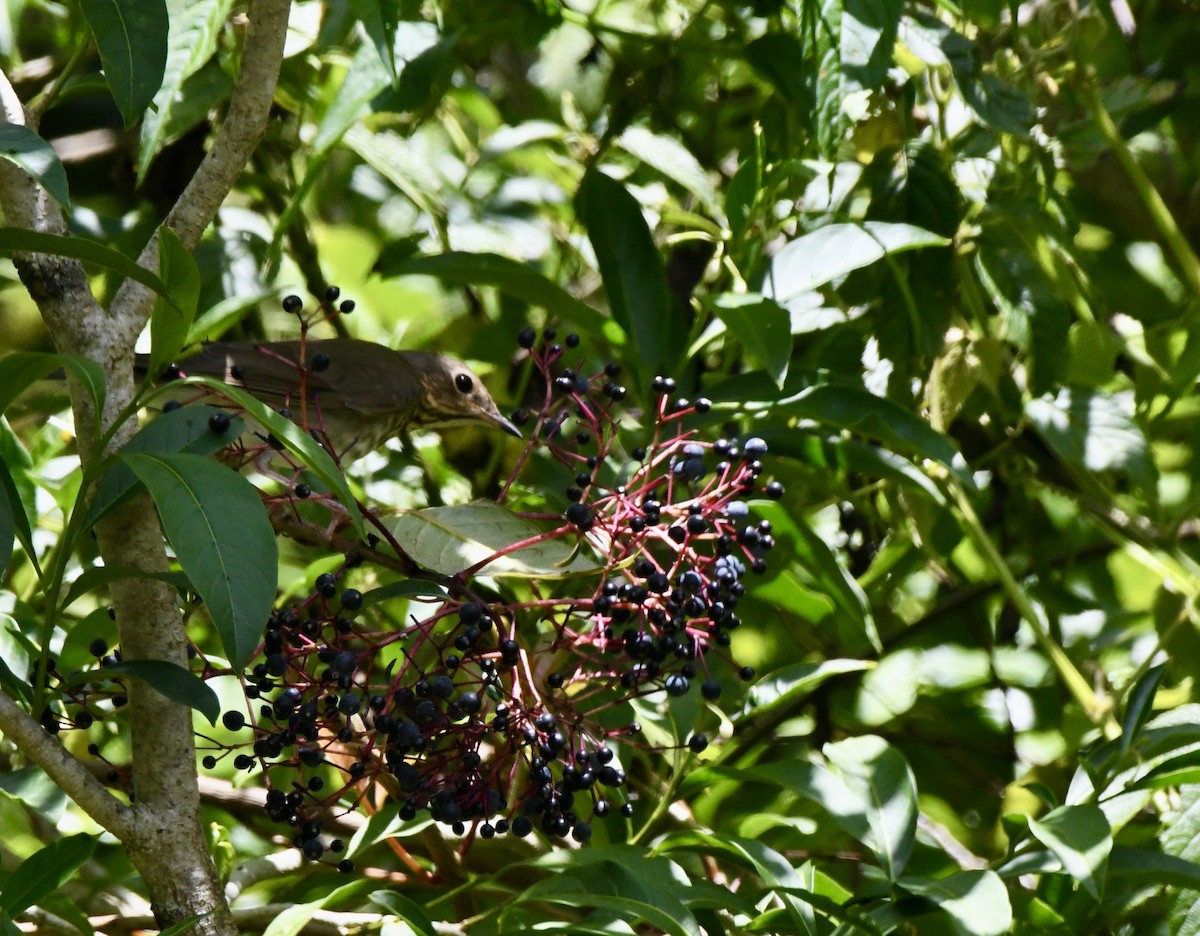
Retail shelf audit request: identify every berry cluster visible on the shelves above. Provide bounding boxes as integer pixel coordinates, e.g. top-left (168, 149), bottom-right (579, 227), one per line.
top-left (191, 328), bottom-right (785, 867)
top-left (56, 315), bottom-right (785, 874)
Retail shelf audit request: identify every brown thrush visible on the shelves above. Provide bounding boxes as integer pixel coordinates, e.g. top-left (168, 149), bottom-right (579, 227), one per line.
top-left (163, 339), bottom-right (520, 459)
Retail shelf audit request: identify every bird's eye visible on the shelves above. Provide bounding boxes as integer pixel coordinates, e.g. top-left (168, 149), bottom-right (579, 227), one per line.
top-left (455, 373), bottom-right (473, 393)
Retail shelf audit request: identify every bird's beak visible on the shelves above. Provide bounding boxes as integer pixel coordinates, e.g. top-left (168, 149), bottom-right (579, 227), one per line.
top-left (491, 411), bottom-right (523, 439)
top-left (478, 404), bottom-right (522, 438)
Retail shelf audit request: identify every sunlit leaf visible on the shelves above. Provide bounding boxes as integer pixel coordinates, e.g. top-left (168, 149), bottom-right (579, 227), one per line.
top-left (0, 125), bottom-right (70, 209)
top-left (1028, 804), bottom-right (1112, 900)
top-left (386, 501), bottom-right (598, 578)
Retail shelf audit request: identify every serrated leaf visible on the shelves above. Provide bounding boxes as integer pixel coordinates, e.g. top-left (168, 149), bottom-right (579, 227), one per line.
top-left (386, 501), bottom-right (598, 578)
top-left (65, 659), bottom-right (219, 724)
top-left (0, 124), bottom-right (70, 209)
top-left (384, 252), bottom-right (608, 335)
top-left (122, 452), bottom-right (275, 669)
top-left (511, 877), bottom-right (699, 936)
top-left (0, 834), bottom-right (95, 917)
top-left (823, 735), bottom-right (918, 882)
top-left (618, 126), bottom-right (721, 219)
top-left (744, 659), bottom-right (874, 720)
top-left (843, 0), bottom-right (903, 93)
top-left (148, 228), bottom-right (200, 380)
top-left (740, 384), bottom-right (967, 482)
top-left (312, 22), bottom-right (441, 152)
top-left (652, 831), bottom-right (821, 934)
top-left (351, 0), bottom-right (398, 80)
top-left (1120, 662), bottom-right (1167, 757)
top-left (766, 222), bottom-right (949, 302)
top-left (79, 0), bottom-right (168, 127)
top-left (710, 294), bottom-right (791, 388)
top-left (577, 168), bottom-right (686, 383)
top-left (1028, 804), bottom-right (1112, 900)
top-left (754, 501), bottom-right (880, 652)
top-left (901, 871), bottom-right (1012, 936)
top-left (263, 880), bottom-right (375, 936)
top-left (1025, 387), bottom-right (1154, 490)
top-left (367, 891), bottom-right (436, 936)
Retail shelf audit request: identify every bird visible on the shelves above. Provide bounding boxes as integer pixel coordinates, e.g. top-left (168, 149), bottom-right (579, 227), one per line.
top-left (155, 338), bottom-right (521, 460)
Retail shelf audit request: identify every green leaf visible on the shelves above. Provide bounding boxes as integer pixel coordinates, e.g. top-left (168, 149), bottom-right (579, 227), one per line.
top-left (511, 876), bottom-right (699, 936)
top-left (361, 579), bottom-right (448, 607)
top-left (122, 452), bottom-right (276, 669)
top-left (748, 385), bottom-right (968, 482)
top-left (576, 168), bottom-right (686, 382)
top-left (350, 0), bottom-right (399, 80)
top-left (1162, 787), bottom-right (1200, 930)
top-left (0, 352), bottom-right (106, 449)
top-left (1028, 804), bottom-right (1112, 900)
top-left (752, 736), bottom-right (918, 883)
top-left (0, 834), bottom-right (95, 917)
top-left (1112, 846), bottom-right (1200, 889)
top-left (383, 252), bottom-right (609, 335)
top-left (0, 124), bottom-right (70, 209)
top-left (136, 0), bottom-right (233, 181)
top-left (1120, 662), bottom-right (1167, 757)
top-left (744, 659), bottom-right (874, 720)
top-left (755, 501), bottom-right (881, 652)
top-left (86, 404), bottom-right (244, 529)
top-left (0, 614), bottom-right (33, 701)
top-left (617, 126), bottom-right (721, 219)
top-left (0, 229), bottom-right (176, 303)
top-left (710, 294), bottom-right (791, 388)
top-left (158, 914), bottom-right (206, 936)
top-left (263, 880), bottom-right (375, 936)
top-left (367, 891), bottom-right (436, 936)
top-left (901, 871), bottom-right (1012, 936)
top-left (173, 377), bottom-right (365, 539)
top-left (1025, 387), bottom-right (1155, 491)
top-left (843, 0), bottom-right (903, 93)
top-left (0, 428), bottom-right (36, 577)
top-left (0, 466), bottom-right (15, 578)
top-left (65, 659), bottom-right (219, 724)
top-left (148, 228), bottom-right (200, 380)
top-left (766, 222), bottom-right (949, 303)
top-left (312, 22), bottom-right (441, 153)
top-left (78, 0), bottom-right (169, 127)
top-left (652, 831), bottom-right (821, 934)
top-left (1125, 747), bottom-right (1200, 792)
top-left (62, 565), bottom-right (191, 611)
top-left (810, 0), bottom-right (844, 157)
top-left (386, 501), bottom-right (599, 578)
top-left (823, 735), bottom-right (918, 882)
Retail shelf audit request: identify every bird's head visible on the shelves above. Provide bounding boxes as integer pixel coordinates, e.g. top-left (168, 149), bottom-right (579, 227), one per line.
top-left (413, 352), bottom-right (522, 438)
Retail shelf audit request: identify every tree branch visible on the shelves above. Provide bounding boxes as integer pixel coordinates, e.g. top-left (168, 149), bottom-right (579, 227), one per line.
top-left (0, 693), bottom-right (134, 839)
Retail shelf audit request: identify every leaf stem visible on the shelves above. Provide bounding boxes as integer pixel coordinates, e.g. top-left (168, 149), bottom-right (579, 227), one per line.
top-left (943, 475), bottom-right (1115, 731)
top-left (1083, 76), bottom-right (1200, 300)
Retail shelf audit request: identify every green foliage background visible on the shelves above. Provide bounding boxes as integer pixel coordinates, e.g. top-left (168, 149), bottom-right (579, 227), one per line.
top-left (5, 0), bottom-right (1200, 932)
